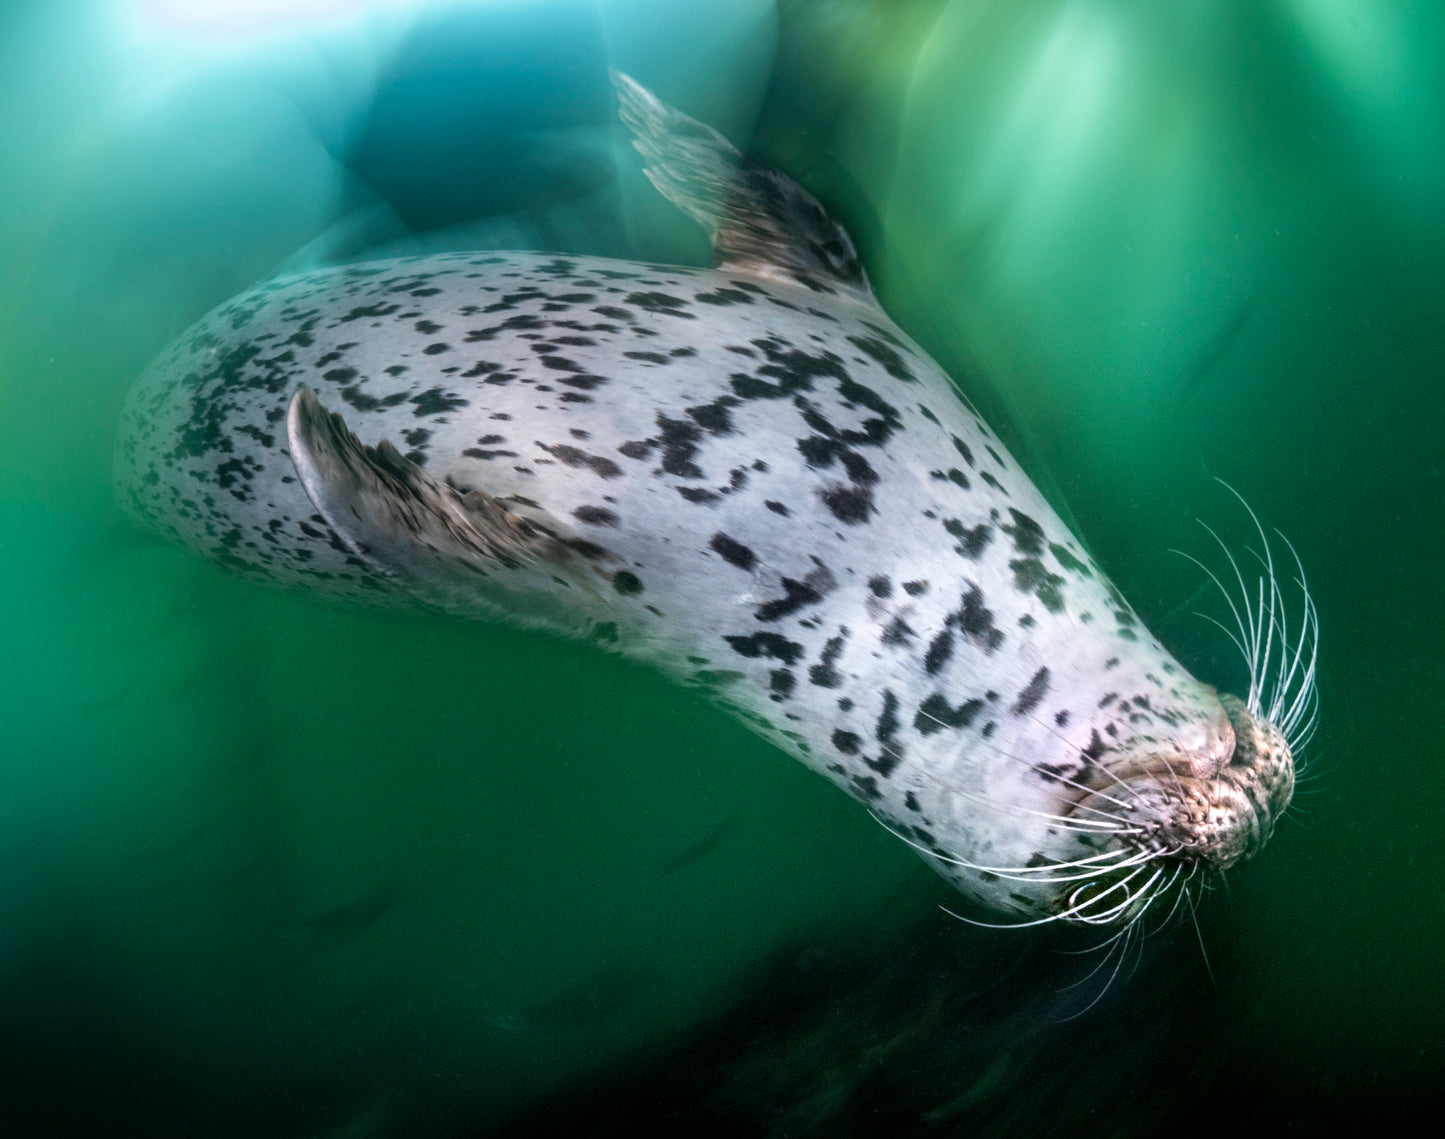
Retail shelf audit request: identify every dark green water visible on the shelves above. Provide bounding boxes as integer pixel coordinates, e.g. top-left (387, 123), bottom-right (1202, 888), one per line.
top-left (3, 1), bottom-right (1442, 1134)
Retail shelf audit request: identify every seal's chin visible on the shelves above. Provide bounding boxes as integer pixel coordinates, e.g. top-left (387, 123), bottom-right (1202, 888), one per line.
top-left (1076, 694), bottom-right (1296, 877)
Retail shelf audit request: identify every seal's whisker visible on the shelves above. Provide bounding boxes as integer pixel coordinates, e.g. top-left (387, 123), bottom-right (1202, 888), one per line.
top-left (1059, 924), bottom-right (1135, 958)
top-left (955, 794), bottom-right (1140, 835)
top-left (1244, 546), bottom-right (1290, 724)
top-left (875, 736), bottom-right (1139, 835)
top-left (904, 709), bottom-right (1147, 824)
top-left (1064, 873), bottom-right (1155, 929)
top-left (1270, 544), bottom-right (1319, 750)
top-left (947, 851), bottom-right (1158, 886)
top-left (1016, 705), bottom-right (1155, 810)
top-left (1180, 485), bottom-right (1320, 794)
top-left (940, 905), bottom-right (1065, 931)
top-left (1198, 521), bottom-right (1269, 714)
top-left (1129, 863), bottom-right (1183, 932)
top-left (1289, 698), bottom-right (1322, 761)
top-left (1059, 925), bottom-right (1130, 988)
top-left (1183, 877), bottom-right (1215, 986)
top-left (1211, 481), bottom-right (1322, 757)
top-left (1174, 548), bottom-right (1256, 678)
top-left (1192, 607), bottom-right (1253, 673)
top-left (1058, 925), bottom-right (1136, 1020)
top-left (1245, 543), bottom-right (1306, 735)
top-left (868, 812), bottom-right (1147, 881)
top-left (941, 864), bottom-right (1151, 929)
top-left (1155, 864), bottom-right (1197, 931)
top-left (916, 771), bottom-right (1140, 836)
top-left (1217, 482), bottom-right (1284, 688)
top-left (1274, 540), bottom-right (1317, 724)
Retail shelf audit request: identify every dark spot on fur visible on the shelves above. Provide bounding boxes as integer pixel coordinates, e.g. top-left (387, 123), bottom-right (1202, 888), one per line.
top-left (832, 729), bottom-right (861, 755)
top-left (624, 291), bottom-right (694, 318)
top-left (574, 506), bottom-right (619, 527)
top-left (538, 443), bottom-right (623, 479)
top-left (709, 532), bottom-right (756, 571)
top-left (924, 629), bottom-right (954, 675)
top-left (819, 483), bottom-right (873, 524)
top-left (756, 576), bottom-right (826, 622)
top-left (847, 334), bottom-right (915, 382)
top-left (915, 693), bottom-right (986, 736)
top-left (868, 690), bottom-right (903, 776)
top-left (411, 388), bottom-right (468, 416)
top-left (943, 518), bottom-right (992, 559)
top-left (686, 396), bottom-right (739, 435)
top-left (809, 634), bottom-right (847, 688)
top-left (1002, 508), bottom-right (1046, 556)
top-left (1050, 543), bottom-right (1091, 576)
top-left (955, 585), bottom-right (1005, 651)
top-left (724, 632), bottom-right (804, 665)
top-left (1011, 668), bottom-right (1051, 716)
top-left (655, 415), bottom-right (704, 479)
top-left (339, 386), bottom-right (409, 413)
top-left (696, 288), bottom-right (756, 306)
top-left (880, 617), bottom-right (915, 646)
top-left (1010, 557), bottom-right (1066, 613)
top-left (851, 774), bottom-right (881, 799)
top-left (769, 669), bottom-right (796, 700)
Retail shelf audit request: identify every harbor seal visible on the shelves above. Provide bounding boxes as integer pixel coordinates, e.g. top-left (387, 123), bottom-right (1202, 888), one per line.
top-left (115, 73), bottom-right (1315, 930)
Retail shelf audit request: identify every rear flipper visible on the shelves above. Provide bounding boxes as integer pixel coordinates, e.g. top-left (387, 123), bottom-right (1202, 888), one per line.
top-left (611, 70), bottom-right (872, 300)
top-left (286, 386), bottom-right (605, 633)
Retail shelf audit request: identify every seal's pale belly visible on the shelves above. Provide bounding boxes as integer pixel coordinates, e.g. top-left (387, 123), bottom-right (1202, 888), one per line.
top-left (115, 75), bottom-right (1302, 926)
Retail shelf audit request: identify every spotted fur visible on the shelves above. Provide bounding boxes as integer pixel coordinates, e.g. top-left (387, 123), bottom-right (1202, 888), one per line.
top-left (115, 74), bottom-right (1295, 923)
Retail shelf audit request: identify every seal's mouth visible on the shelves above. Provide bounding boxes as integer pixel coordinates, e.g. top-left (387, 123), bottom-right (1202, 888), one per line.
top-left (1038, 695), bottom-right (1296, 927)
top-left (1070, 695), bottom-right (1295, 873)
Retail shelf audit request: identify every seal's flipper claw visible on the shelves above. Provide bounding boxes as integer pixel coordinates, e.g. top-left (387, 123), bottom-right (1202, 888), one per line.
top-left (610, 70), bottom-right (871, 299)
top-left (287, 386), bottom-right (598, 623)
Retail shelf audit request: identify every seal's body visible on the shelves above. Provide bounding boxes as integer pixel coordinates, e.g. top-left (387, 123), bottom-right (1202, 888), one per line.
top-left (116, 75), bottom-right (1305, 925)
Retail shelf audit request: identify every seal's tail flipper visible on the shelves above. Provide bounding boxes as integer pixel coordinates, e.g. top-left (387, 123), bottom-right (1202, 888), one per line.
top-left (286, 387), bottom-right (602, 630)
top-left (611, 71), bottom-right (872, 300)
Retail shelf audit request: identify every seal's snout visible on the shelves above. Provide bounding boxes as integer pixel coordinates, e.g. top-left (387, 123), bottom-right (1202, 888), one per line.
top-left (1132, 694), bottom-right (1295, 872)
top-left (1211, 694), bottom-right (1296, 864)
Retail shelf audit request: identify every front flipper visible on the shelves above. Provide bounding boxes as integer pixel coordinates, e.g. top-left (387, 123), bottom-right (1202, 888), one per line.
top-left (286, 386), bottom-right (604, 631)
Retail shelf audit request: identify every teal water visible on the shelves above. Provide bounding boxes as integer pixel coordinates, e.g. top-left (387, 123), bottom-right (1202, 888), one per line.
top-left (3, 1), bottom-right (1442, 1134)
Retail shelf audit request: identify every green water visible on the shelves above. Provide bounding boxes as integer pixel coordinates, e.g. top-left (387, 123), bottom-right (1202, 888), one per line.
top-left (3, 1), bottom-right (1443, 1134)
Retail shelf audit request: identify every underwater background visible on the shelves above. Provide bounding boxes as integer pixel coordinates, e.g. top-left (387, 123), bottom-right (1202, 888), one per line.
top-left (2, 0), bottom-right (1441, 1134)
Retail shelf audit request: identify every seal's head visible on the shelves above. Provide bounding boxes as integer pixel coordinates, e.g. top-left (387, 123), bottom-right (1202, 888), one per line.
top-left (1049, 516), bottom-right (1314, 932)
top-left (915, 502), bottom-right (1318, 935)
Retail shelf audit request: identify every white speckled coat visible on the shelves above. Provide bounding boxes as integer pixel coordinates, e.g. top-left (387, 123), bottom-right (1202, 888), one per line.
top-left (115, 75), bottom-right (1291, 922)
